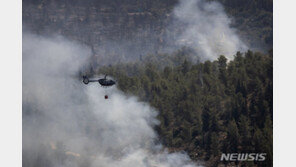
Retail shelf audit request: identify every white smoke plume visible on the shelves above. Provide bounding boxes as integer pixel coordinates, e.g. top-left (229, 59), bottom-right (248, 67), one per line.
top-left (23, 0), bottom-right (248, 64)
top-left (22, 32), bottom-right (203, 167)
top-left (171, 0), bottom-right (248, 61)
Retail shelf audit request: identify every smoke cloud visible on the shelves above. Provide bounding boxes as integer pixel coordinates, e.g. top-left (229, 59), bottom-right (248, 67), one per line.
top-left (90, 0), bottom-right (248, 63)
top-left (170, 0), bottom-right (248, 61)
top-left (23, 0), bottom-right (248, 64)
top-left (22, 32), bottom-right (203, 167)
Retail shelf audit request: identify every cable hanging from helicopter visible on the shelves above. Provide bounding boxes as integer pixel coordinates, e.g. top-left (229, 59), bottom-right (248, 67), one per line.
top-left (82, 75), bottom-right (116, 99)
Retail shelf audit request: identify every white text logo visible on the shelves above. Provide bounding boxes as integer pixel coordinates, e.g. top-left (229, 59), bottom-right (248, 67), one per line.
top-left (220, 153), bottom-right (266, 161)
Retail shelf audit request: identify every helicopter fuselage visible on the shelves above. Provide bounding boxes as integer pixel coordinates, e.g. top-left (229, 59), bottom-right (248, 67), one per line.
top-left (98, 79), bottom-right (116, 86)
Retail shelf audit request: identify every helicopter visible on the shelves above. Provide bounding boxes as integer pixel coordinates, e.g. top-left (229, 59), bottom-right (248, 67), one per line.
top-left (82, 75), bottom-right (116, 99)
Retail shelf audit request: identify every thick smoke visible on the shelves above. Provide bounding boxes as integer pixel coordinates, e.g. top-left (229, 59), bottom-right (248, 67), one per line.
top-left (22, 32), bottom-right (203, 167)
top-left (23, 0), bottom-right (248, 64)
top-left (170, 0), bottom-right (247, 61)
top-left (90, 0), bottom-right (248, 62)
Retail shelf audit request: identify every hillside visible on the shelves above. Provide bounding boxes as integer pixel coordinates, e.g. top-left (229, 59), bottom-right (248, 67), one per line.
top-left (23, 0), bottom-right (272, 62)
top-left (96, 50), bottom-right (273, 166)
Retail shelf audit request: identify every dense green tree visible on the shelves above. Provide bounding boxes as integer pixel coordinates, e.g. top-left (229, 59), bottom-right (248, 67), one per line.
top-left (218, 55), bottom-right (228, 85)
top-left (226, 120), bottom-right (239, 152)
top-left (95, 50), bottom-right (273, 166)
top-left (238, 115), bottom-right (252, 151)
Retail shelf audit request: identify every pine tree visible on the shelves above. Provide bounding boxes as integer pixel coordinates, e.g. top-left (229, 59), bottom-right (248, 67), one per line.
top-left (226, 120), bottom-right (239, 152)
top-left (238, 115), bottom-right (252, 151)
top-left (209, 132), bottom-right (220, 156)
top-left (218, 55), bottom-right (228, 85)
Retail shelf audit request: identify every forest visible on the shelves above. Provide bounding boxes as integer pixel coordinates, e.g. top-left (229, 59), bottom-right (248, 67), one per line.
top-left (93, 50), bottom-right (273, 166)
